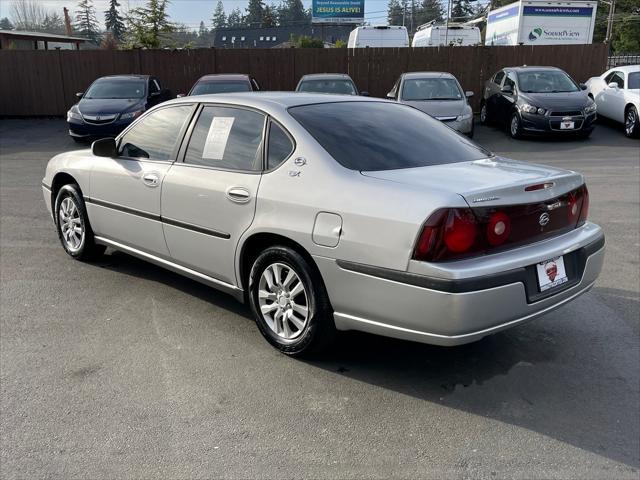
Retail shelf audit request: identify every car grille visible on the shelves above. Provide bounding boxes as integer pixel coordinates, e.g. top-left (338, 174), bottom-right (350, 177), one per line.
top-left (549, 110), bottom-right (583, 117)
top-left (82, 114), bottom-right (118, 125)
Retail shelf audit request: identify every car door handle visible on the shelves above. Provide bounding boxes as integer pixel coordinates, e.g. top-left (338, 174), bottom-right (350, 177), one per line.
top-left (142, 173), bottom-right (159, 187)
top-left (226, 187), bottom-right (251, 203)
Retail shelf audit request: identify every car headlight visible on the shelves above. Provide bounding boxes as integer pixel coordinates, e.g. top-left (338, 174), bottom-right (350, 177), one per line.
top-left (521, 104), bottom-right (546, 115)
top-left (67, 110), bottom-right (82, 121)
top-left (456, 112), bottom-right (473, 121)
top-left (584, 103), bottom-right (597, 114)
top-left (120, 110), bottom-right (143, 120)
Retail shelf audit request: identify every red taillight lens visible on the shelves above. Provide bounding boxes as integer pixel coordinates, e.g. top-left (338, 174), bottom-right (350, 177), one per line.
top-left (577, 185), bottom-right (589, 226)
top-left (443, 209), bottom-right (477, 253)
top-left (486, 211), bottom-right (511, 246)
top-left (567, 192), bottom-right (580, 224)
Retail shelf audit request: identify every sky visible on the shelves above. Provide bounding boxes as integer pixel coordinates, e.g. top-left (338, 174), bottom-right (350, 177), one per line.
top-left (0, 0), bottom-right (395, 29)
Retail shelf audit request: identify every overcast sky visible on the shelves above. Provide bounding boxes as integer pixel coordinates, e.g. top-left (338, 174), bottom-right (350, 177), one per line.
top-left (0, 0), bottom-right (393, 29)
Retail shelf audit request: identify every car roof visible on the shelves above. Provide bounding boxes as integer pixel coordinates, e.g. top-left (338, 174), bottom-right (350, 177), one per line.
top-left (96, 74), bottom-right (150, 81)
top-left (197, 74), bottom-right (251, 82)
top-left (507, 66), bottom-right (563, 73)
top-left (609, 65), bottom-right (640, 74)
top-left (163, 91), bottom-right (387, 111)
top-left (299, 73), bottom-right (353, 81)
top-left (402, 71), bottom-right (455, 79)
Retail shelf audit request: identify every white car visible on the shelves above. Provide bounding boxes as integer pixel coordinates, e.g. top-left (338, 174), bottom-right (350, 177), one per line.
top-left (586, 65), bottom-right (640, 138)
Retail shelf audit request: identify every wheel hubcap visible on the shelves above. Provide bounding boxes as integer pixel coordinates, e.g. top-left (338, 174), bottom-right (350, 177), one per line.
top-left (511, 116), bottom-right (519, 136)
top-left (626, 110), bottom-right (636, 135)
top-left (58, 197), bottom-right (84, 252)
top-left (480, 105), bottom-right (487, 122)
top-left (258, 262), bottom-right (309, 340)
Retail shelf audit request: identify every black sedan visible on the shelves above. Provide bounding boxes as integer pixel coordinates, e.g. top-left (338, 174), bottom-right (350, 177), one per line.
top-left (66, 75), bottom-right (172, 142)
top-left (480, 66), bottom-right (597, 139)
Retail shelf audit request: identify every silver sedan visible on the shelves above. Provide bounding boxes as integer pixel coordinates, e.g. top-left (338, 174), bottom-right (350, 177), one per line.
top-left (42, 93), bottom-right (605, 356)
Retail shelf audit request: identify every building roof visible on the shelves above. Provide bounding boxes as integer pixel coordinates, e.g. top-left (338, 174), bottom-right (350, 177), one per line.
top-left (0, 30), bottom-right (87, 42)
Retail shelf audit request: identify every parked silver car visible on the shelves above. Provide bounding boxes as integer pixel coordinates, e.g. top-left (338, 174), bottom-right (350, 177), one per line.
top-left (387, 71), bottom-right (475, 137)
top-left (42, 93), bottom-right (604, 356)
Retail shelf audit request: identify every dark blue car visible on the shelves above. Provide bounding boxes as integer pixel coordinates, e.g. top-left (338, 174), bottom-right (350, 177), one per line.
top-left (67, 75), bottom-right (172, 142)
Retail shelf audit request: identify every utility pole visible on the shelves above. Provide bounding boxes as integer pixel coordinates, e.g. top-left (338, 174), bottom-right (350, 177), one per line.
top-left (603, 0), bottom-right (616, 43)
top-left (444, 0), bottom-right (451, 46)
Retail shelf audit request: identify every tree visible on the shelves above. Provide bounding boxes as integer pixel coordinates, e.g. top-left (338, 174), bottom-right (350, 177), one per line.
top-left (75, 0), bottom-right (100, 44)
top-left (125, 0), bottom-right (174, 49)
top-left (450, 0), bottom-right (473, 22)
top-left (211, 0), bottom-right (227, 29)
top-left (226, 7), bottom-right (243, 27)
top-left (104, 0), bottom-right (125, 42)
top-left (0, 17), bottom-right (14, 30)
top-left (278, 0), bottom-right (308, 25)
top-left (291, 34), bottom-right (323, 47)
top-left (101, 31), bottom-right (119, 49)
top-left (41, 12), bottom-right (65, 34)
top-left (387, 0), bottom-right (404, 26)
top-left (245, 0), bottom-right (264, 26)
top-left (262, 5), bottom-right (277, 27)
top-left (10, 0), bottom-right (47, 30)
top-left (415, 0), bottom-right (443, 26)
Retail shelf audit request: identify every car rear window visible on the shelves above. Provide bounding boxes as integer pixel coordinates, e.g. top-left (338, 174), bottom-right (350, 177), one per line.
top-left (288, 101), bottom-right (491, 171)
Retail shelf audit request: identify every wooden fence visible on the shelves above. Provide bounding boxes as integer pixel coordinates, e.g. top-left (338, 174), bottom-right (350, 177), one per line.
top-left (0, 44), bottom-right (608, 116)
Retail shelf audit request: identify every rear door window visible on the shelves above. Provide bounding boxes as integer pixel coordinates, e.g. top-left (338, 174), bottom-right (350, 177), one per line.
top-left (289, 101), bottom-right (491, 171)
top-left (493, 71), bottom-right (505, 85)
top-left (266, 121), bottom-right (294, 170)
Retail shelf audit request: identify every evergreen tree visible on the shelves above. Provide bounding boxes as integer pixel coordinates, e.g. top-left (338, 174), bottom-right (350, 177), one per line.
top-left (415, 0), bottom-right (443, 25)
top-left (262, 5), bottom-right (277, 27)
top-left (277, 0), bottom-right (308, 25)
top-left (75, 0), bottom-right (100, 44)
top-left (0, 17), bottom-right (14, 30)
top-left (104, 0), bottom-right (125, 41)
top-left (227, 7), bottom-right (243, 27)
top-left (387, 0), bottom-right (404, 26)
top-left (245, 0), bottom-right (264, 26)
top-left (41, 12), bottom-right (65, 34)
top-left (450, 0), bottom-right (473, 21)
top-left (211, 1), bottom-right (227, 29)
top-left (125, 0), bottom-right (174, 49)
top-left (198, 20), bottom-right (208, 37)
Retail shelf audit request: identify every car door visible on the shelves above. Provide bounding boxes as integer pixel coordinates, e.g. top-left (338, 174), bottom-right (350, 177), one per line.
top-left (485, 70), bottom-right (505, 119)
top-left (160, 104), bottom-right (267, 286)
top-left (497, 71), bottom-right (518, 120)
top-left (88, 104), bottom-right (195, 256)
top-left (600, 71), bottom-right (626, 122)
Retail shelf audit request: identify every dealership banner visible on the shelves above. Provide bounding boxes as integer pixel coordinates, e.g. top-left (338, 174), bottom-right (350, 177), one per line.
top-left (312, 0), bottom-right (365, 24)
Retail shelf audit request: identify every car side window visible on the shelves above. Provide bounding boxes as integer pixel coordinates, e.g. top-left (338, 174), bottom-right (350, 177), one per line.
top-left (184, 105), bottom-right (265, 171)
top-left (251, 78), bottom-right (261, 91)
top-left (119, 105), bottom-right (193, 161)
top-left (149, 79), bottom-right (159, 94)
top-left (503, 72), bottom-right (516, 90)
top-left (493, 71), bottom-right (505, 85)
top-left (604, 71), bottom-right (616, 84)
top-left (611, 72), bottom-right (624, 88)
top-left (267, 121), bottom-right (294, 170)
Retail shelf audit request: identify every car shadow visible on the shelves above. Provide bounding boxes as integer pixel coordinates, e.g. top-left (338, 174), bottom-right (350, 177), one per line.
top-left (91, 249), bottom-right (638, 468)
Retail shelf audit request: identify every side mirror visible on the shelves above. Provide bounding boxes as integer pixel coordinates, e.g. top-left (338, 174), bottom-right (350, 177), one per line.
top-left (465, 91), bottom-right (474, 98)
top-left (579, 83), bottom-right (587, 90)
top-left (608, 82), bottom-right (618, 89)
top-left (501, 85), bottom-right (513, 94)
top-left (75, 92), bottom-right (84, 99)
top-left (360, 91), bottom-right (370, 97)
top-left (92, 137), bottom-right (117, 158)
top-left (386, 92), bottom-right (395, 99)
top-left (176, 93), bottom-right (186, 98)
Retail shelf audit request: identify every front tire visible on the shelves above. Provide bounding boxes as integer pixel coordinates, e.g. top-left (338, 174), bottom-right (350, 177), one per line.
top-left (54, 184), bottom-right (105, 260)
top-left (248, 246), bottom-right (335, 356)
top-left (509, 111), bottom-right (523, 139)
top-left (479, 101), bottom-right (489, 125)
top-left (625, 106), bottom-right (639, 138)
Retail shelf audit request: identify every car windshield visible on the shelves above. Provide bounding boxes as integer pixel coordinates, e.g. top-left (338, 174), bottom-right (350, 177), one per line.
top-left (628, 72), bottom-right (640, 89)
top-left (190, 81), bottom-right (252, 95)
top-left (401, 78), bottom-right (463, 101)
top-left (289, 101), bottom-right (491, 171)
top-left (297, 80), bottom-right (357, 95)
top-left (84, 79), bottom-right (146, 99)
top-left (517, 70), bottom-right (579, 93)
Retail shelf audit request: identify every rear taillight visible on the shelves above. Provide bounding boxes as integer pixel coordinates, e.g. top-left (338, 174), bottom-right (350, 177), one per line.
top-left (413, 184), bottom-right (590, 262)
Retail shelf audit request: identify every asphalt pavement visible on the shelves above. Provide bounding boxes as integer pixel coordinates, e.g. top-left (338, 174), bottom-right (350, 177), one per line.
top-left (1, 118), bottom-right (638, 479)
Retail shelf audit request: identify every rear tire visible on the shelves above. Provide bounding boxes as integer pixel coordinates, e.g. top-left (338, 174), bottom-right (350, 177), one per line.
top-left (509, 111), bottom-right (523, 139)
top-left (248, 246), bottom-right (335, 357)
top-left (479, 101), bottom-right (489, 125)
top-left (625, 106), bottom-right (639, 138)
top-left (54, 184), bottom-right (105, 261)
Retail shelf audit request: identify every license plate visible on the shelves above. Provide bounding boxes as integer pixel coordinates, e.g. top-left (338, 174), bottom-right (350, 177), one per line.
top-left (560, 121), bottom-right (575, 130)
top-left (536, 256), bottom-right (569, 292)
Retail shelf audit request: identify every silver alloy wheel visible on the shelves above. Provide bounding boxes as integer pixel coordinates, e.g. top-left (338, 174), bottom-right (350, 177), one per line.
top-left (510, 115), bottom-right (519, 137)
top-left (58, 197), bottom-right (84, 252)
top-left (480, 104), bottom-right (487, 123)
top-left (258, 262), bottom-right (309, 340)
top-left (626, 108), bottom-right (637, 136)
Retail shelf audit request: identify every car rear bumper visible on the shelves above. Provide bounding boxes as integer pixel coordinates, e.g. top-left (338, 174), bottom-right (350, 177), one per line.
top-left (314, 224), bottom-right (604, 346)
top-left (520, 111), bottom-right (597, 134)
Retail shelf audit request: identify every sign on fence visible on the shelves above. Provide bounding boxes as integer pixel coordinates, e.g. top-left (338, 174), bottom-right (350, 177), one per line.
top-left (311, 0), bottom-right (365, 24)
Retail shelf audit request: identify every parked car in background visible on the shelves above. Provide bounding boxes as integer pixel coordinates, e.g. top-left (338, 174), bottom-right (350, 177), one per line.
top-left (347, 25), bottom-right (410, 48)
top-left (387, 72), bottom-right (475, 137)
top-left (295, 74), bottom-right (367, 96)
top-left (412, 22), bottom-right (481, 47)
top-left (67, 75), bottom-right (172, 142)
top-left (178, 74), bottom-right (260, 97)
top-left (480, 66), bottom-right (597, 139)
top-left (585, 65), bottom-right (640, 138)
top-left (43, 92), bottom-right (603, 356)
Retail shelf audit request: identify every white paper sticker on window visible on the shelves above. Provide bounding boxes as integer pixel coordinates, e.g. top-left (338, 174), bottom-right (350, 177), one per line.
top-left (203, 117), bottom-right (235, 160)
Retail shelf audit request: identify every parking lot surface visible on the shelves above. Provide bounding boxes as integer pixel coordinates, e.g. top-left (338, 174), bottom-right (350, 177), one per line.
top-left (1, 118), bottom-right (639, 479)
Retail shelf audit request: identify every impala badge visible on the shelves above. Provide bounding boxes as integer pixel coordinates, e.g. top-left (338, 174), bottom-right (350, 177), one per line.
top-left (539, 212), bottom-right (550, 226)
